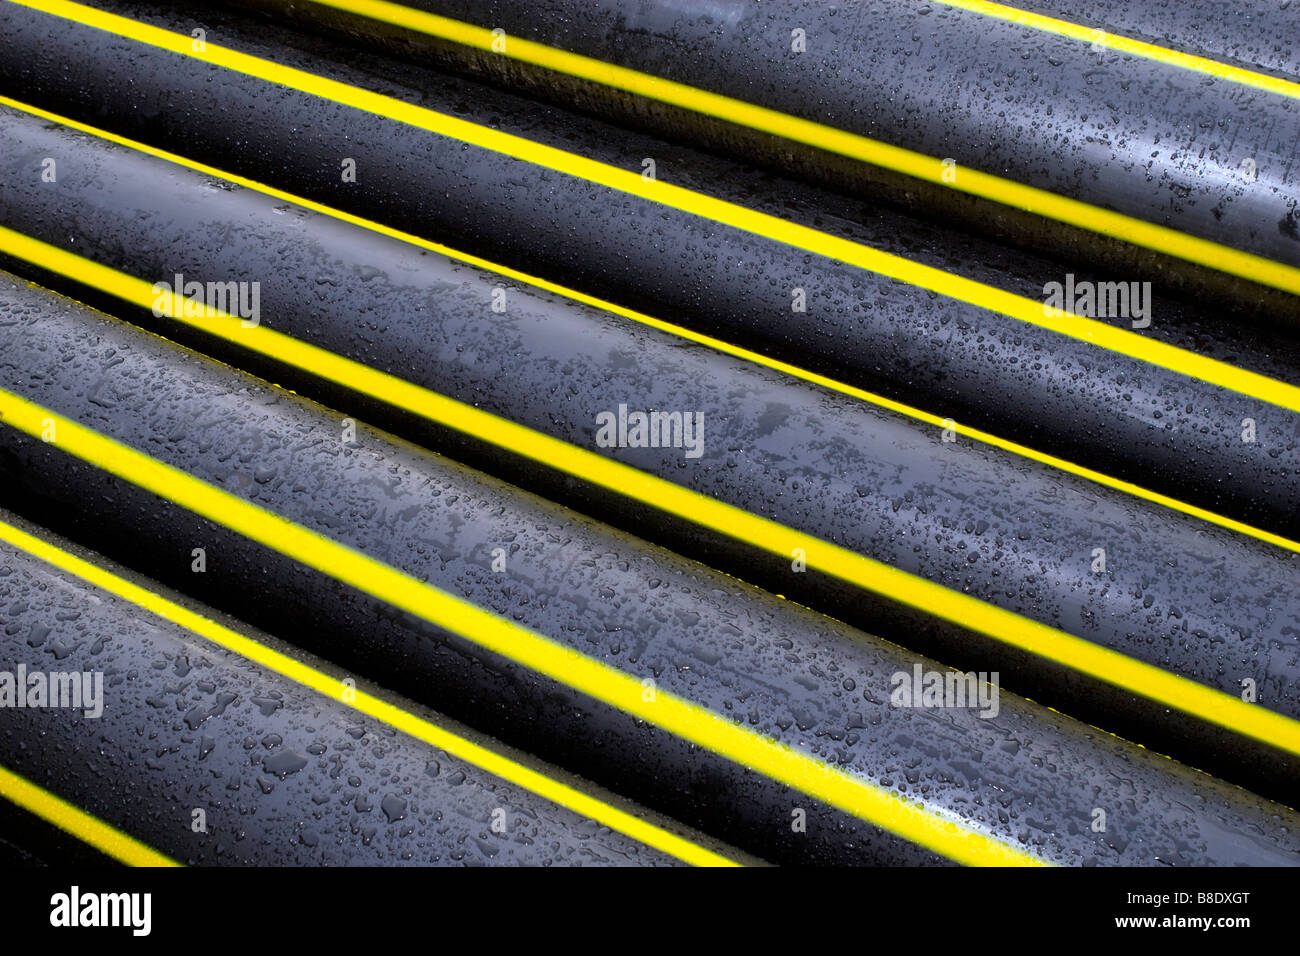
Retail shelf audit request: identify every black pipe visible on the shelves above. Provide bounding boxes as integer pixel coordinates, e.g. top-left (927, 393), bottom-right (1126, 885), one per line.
top-left (223, 0), bottom-right (1300, 316)
top-left (0, 108), bottom-right (1297, 802)
top-left (2, 4), bottom-right (1297, 554)
top-left (0, 513), bottom-right (692, 866)
top-left (990, 0), bottom-right (1300, 79)
top-left (3, 276), bottom-right (1300, 865)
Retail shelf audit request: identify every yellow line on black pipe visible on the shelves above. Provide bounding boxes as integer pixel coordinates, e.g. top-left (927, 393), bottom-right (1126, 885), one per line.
top-left (13, 0), bottom-right (1300, 412)
top-left (0, 386), bottom-right (1044, 866)
top-left (2, 96), bottom-right (1297, 560)
top-left (931, 0), bottom-right (1300, 98)
top-left (0, 763), bottom-right (180, 866)
top-left (0, 518), bottom-right (736, 867)
top-left (251, 0), bottom-right (1300, 297)
top-left (0, 225), bottom-right (1295, 775)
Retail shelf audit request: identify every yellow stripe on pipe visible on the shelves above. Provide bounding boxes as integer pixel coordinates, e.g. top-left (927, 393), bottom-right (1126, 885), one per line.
top-left (4, 93), bottom-right (1297, 559)
top-left (223, 0), bottom-right (1300, 297)
top-left (0, 225), bottom-right (1295, 771)
top-left (313, 0), bottom-right (1300, 102)
top-left (0, 518), bottom-right (735, 867)
top-left (14, 0), bottom-right (1300, 412)
top-left (0, 764), bottom-right (180, 866)
top-left (0, 389), bottom-right (1043, 867)
top-left (930, 0), bottom-right (1300, 99)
